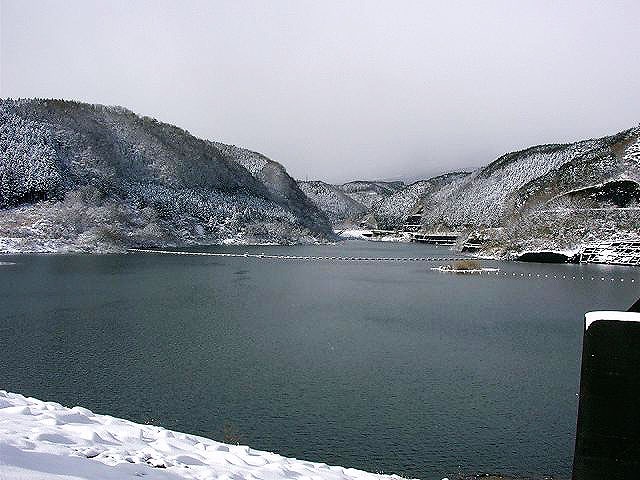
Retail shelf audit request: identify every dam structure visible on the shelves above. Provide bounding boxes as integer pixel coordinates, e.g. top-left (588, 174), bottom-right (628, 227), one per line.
top-left (579, 240), bottom-right (640, 266)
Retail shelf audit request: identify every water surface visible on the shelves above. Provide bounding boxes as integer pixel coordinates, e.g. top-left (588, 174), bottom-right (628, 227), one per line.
top-left (1, 241), bottom-right (637, 479)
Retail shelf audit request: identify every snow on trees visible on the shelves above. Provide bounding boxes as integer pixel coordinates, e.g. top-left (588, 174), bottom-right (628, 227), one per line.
top-left (0, 104), bottom-right (61, 207)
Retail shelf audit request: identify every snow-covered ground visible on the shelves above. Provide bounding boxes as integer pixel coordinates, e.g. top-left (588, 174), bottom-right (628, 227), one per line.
top-left (336, 230), bottom-right (411, 243)
top-left (0, 391), bottom-right (409, 480)
top-left (337, 229), bottom-right (372, 240)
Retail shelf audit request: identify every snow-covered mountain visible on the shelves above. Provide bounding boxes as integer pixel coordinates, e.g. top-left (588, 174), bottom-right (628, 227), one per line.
top-left (0, 99), bottom-right (333, 252)
top-left (2, 98), bottom-right (636, 254)
top-left (307, 125), bottom-right (639, 255)
top-left (340, 180), bottom-right (405, 209)
top-left (210, 142), bottom-right (330, 235)
top-left (294, 180), bottom-right (405, 226)
top-left (421, 129), bottom-right (639, 227)
top-left (366, 173), bottom-right (470, 230)
top-left (417, 126), bottom-right (640, 252)
top-left (297, 180), bottom-right (368, 226)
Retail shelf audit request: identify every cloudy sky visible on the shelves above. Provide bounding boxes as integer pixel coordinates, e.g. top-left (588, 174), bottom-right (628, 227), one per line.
top-left (2, 0), bottom-right (639, 183)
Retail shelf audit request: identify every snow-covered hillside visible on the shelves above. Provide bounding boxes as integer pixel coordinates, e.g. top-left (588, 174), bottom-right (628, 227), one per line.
top-left (324, 126), bottom-right (640, 255)
top-left (368, 173), bottom-right (469, 230)
top-left (413, 127), bottom-right (640, 254)
top-left (3, 98), bottom-right (637, 254)
top-left (340, 181), bottom-right (404, 209)
top-left (298, 180), bottom-right (367, 225)
top-left (421, 127), bottom-right (640, 230)
top-left (0, 390), bottom-right (408, 480)
top-left (0, 99), bottom-right (332, 252)
top-left (211, 142), bottom-right (331, 234)
top-left (294, 180), bottom-right (407, 226)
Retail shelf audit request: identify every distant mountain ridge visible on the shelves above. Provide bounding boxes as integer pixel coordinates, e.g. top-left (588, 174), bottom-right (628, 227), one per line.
top-left (0, 99), bottom-right (332, 252)
top-left (340, 180), bottom-right (405, 208)
top-left (366, 172), bottom-right (470, 230)
top-left (300, 126), bottom-right (639, 255)
top-left (416, 126), bottom-right (640, 253)
top-left (2, 98), bottom-right (637, 256)
top-left (295, 179), bottom-right (406, 227)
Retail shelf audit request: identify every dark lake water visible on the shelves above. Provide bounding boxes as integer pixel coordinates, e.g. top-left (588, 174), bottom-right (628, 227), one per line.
top-left (1, 241), bottom-right (638, 479)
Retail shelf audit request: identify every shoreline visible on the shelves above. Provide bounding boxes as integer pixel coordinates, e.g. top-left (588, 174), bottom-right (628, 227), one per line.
top-left (0, 390), bottom-right (410, 480)
top-left (0, 390), bottom-right (567, 480)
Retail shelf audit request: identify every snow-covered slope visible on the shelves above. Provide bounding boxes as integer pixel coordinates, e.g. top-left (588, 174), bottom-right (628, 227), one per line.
top-left (294, 180), bottom-right (406, 226)
top-left (421, 127), bottom-right (640, 230)
top-left (368, 173), bottom-right (469, 230)
top-left (340, 181), bottom-right (404, 209)
top-left (0, 99), bottom-right (332, 252)
top-left (344, 126), bottom-right (639, 254)
top-left (0, 390), bottom-right (408, 480)
top-left (389, 126), bottom-right (640, 254)
top-left (211, 142), bottom-right (332, 234)
top-left (297, 180), bottom-right (367, 225)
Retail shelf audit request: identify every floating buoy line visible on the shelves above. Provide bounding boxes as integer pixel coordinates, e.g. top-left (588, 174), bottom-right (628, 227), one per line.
top-left (127, 248), bottom-right (470, 262)
top-left (128, 249), bottom-right (638, 284)
top-left (481, 270), bottom-right (636, 283)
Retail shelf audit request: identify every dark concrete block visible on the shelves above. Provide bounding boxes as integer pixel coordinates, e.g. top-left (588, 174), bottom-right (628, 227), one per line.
top-left (572, 311), bottom-right (640, 480)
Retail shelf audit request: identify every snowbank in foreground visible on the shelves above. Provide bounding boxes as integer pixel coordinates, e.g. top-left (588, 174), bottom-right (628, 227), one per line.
top-left (0, 391), bottom-right (408, 480)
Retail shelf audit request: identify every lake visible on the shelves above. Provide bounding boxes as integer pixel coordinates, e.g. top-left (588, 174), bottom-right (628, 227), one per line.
top-left (0, 241), bottom-right (637, 479)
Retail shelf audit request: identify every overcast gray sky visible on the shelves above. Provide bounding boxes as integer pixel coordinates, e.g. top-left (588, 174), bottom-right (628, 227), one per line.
top-left (1, 0), bottom-right (639, 183)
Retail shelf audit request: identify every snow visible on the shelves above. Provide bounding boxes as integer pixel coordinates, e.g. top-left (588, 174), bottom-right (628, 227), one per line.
top-left (431, 266), bottom-right (500, 274)
top-left (368, 234), bottom-right (411, 243)
top-left (370, 181), bottom-right (433, 229)
top-left (370, 174), bottom-right (469, 230)
top-left (419, 127), bottom-right (640, 232)
top-left (584, 311), bottom-right (640, 331)
top-left (336, 230), bottom-right (411, 243)
top-left (298, 181), bottom-right (367, 224)
top-left (337, 229), bottom-right (372, 239)
top-left (340, 181), bottom-right (404, 209)
top-left (0, 391), bottom-right (409, 480)
top-left (0, 99), bottom-right (333, 252)
top-left (211, 142), bottom-right (269, 177)
top-left (0, 104), bottom-right (61, 208)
